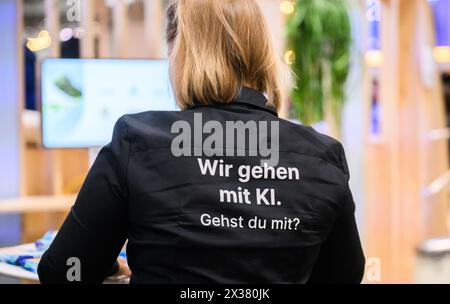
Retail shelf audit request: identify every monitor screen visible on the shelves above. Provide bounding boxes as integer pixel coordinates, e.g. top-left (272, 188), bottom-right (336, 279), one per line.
top-left (41, 58), bottom-right (178, 148)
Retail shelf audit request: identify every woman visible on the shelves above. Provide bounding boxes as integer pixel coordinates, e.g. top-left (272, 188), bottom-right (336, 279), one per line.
top-left (38, 0), bottom-right (365, 284)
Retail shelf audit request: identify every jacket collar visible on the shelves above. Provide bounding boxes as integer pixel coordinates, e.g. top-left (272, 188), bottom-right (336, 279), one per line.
top-left (233, 86), bottom-right (278, 116)
top-left (188, 86), bottom-right (278, 117)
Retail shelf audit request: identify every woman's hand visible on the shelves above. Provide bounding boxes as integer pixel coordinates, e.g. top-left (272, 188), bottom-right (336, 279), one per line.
top-left (115, 258), bottom-right (132, 278)
top-left (108, 257), bottom-right (131, 283)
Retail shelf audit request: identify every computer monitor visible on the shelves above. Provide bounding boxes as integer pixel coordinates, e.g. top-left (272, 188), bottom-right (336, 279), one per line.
top-left (41, 58), bottom-right (178, 148)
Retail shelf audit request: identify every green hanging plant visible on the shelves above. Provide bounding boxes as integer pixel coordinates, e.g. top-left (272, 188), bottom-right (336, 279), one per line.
top-left (285, 0), bottom-right (352, 130)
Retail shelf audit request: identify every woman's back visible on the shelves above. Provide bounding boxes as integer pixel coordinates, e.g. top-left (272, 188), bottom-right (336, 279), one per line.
top-left (38, 0), bottom-right (364, 284)
top-left (126, 88), bottom-right (364, 283)
top-left (38, 87), bottom-right (364, 283)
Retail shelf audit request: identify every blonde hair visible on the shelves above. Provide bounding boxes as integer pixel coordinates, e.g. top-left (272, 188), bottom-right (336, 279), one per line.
top-left (166, 0), bottom-right (287, 112)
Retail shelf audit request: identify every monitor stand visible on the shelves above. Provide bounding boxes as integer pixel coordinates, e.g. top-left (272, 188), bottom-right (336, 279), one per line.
top-left (88, 147), bottom-right (102, 168)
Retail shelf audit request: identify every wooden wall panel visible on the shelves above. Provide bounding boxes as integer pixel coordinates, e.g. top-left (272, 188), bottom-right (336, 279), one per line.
top-left (365, 0), bottom-right (448, 283)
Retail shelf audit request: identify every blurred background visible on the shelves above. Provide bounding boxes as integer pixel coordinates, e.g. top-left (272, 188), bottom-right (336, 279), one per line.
top-left (0, 0), bottom-right (449, 283)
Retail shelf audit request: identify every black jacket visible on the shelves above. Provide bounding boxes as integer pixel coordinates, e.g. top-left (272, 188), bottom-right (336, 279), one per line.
top-left (38, 87), bottom-right (365, 284)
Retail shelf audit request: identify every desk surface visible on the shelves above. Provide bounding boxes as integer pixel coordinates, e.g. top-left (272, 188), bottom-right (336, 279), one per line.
top-left (0, 243), bottom-right (40, 281)
top-left (0, 195), bottom-right (76, 214)
top-left (0, 243), bottom-right (129, 283)
top-left (0, 262), bottom-right (39, 281)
